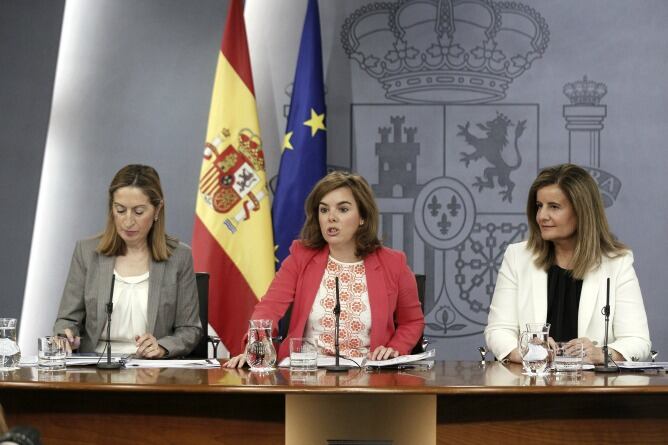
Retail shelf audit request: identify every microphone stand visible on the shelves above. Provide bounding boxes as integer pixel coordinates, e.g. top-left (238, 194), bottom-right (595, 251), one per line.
top-left (98, 273), bottom-right (122, 369)
top-left (594, 277), bottom-right (618, 373)
top-left (325, 277), bottom-right (347, 372)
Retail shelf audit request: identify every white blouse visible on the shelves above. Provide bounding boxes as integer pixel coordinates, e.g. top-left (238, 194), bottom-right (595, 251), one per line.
top-left (303, 256), bottom-right (371, 358)
top-left (95, 270), bottom-right (149, 355)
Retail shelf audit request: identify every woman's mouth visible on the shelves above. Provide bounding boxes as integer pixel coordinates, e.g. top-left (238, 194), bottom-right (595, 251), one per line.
top-left (326, 227), bottom-right (339, 236)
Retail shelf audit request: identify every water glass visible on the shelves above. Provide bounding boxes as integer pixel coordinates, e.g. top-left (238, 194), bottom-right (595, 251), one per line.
top-left (519, 322), bottom-right (551, 376)
top-left (38, 336), bottom-right (67, 370)
top-left (245, 319), bottom-right (276, 372)
top-left (289, 338), bottom-right (317, 371)
top-left (0, 318), bottom-right (20, 371)
top-left (554, 341), bottom-right (584, 372)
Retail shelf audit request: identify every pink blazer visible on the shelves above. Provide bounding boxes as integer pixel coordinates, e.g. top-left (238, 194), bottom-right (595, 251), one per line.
top-left (250, 241), bottom-right (425, 361)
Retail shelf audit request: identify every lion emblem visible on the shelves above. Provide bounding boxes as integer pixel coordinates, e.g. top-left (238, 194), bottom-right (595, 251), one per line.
top-left (458, 113), bottom-right (526, 202)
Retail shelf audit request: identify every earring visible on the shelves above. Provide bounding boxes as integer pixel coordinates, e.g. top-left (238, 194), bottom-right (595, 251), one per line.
top-left (154, 217), bottom-right (158, 222)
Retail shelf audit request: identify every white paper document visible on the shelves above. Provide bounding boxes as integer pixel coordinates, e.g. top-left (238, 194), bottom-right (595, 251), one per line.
top-left (123, 358), bottom-right (220, 369)
top-left (279, 355), bottom-right (361, 368)
top-left (365, 349), bottom-right (436, 368)
top-left (18, 354), bottom-right (124, 367)
top-left (278, 349), bottom-right (436, 369)
top-left (67, 355), bottom-right (124, 366)
top-left (616, 361), bottom-right (668, 370)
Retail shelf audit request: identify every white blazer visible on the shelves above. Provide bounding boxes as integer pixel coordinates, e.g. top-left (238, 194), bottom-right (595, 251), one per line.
top-left (484, 241), bottom-right (651, 361)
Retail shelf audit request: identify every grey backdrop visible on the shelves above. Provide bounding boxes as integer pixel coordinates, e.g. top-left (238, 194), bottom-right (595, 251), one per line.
top-left (4, 0), bottom-right (667, 359)
top-left (0, 0), bottom-right (64, 321)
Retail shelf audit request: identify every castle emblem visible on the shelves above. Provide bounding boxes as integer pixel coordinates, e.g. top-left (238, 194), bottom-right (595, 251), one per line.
top-left (341, 0), bottom-right (549, 104)
top-left (457, 112), bottom-right (526, 203)
top-left (199, 128), bottom-right (268, 233)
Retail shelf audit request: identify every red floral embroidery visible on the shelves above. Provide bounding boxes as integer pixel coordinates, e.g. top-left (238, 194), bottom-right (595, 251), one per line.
top-left (322, 297), bottom-right (335, 311)
top-left (350, 300), bottom-right (364, 313)
top-left (316, 257), bottom-right (369, 358)
top-left (339, 271), bottom-right (353, 284)
top-left (352, 281), bottom-right (366, 294)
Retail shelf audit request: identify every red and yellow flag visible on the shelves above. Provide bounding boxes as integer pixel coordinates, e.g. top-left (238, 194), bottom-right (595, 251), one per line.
top-left (192, 0), bottom-right (274, 356)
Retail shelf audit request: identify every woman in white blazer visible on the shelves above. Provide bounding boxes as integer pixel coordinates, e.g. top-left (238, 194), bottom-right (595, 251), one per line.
top-left (485, 164), bottom-right (650, 364)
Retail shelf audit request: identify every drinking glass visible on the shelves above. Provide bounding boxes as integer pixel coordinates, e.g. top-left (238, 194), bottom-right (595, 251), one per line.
top-left (554, 341), bottom-right (584, 372)
top-left (519, 322), bottom-right (551, 376)
top-left (38, 336), bottom-right (67, 370)
top-left (0, 318), bottom-right (20, 371)
top-left (245, 319), bottom-right (276, 372)
top-left (289, 338), bottom-right (317, 371)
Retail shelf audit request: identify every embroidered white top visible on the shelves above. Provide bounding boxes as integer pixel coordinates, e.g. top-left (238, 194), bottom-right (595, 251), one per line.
top-left (304, 256), bottom-right (371, 358)
top-left (95, 270), bottom-right (149, 355)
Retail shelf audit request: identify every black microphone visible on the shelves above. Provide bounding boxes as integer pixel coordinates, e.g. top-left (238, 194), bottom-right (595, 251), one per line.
top-left (325, 276), bottom-right (347, 372)
top-left (97, 273), bottom-right (121, 369)
top-left (594, 277), bottom-right (618, 373)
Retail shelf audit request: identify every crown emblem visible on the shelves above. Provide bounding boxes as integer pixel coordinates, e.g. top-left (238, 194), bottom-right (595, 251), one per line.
top-left (341, 0), bottom-right (549, 104)
top-left (563, 76), bottom-right (607, 106)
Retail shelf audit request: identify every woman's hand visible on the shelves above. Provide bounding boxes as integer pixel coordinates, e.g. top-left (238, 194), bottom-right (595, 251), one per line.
top-left (135, 333), bottom-right (167, 359)
top-left (566, 337), bottom-right (602, 364)
top-left (223, 353), bottom-right (247, 368)
top-left (58, 328), bottom-right (81, 354)
top-left (368, 345), bottom-right (399, 361)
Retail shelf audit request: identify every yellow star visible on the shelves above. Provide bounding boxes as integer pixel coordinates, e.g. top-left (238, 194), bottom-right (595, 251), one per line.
top-left (282, 131), bottom-right (294, 153)
top-left (303, 109), bottom-right (326, 137)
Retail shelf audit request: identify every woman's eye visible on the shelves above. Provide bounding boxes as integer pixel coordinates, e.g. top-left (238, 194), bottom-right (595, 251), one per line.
top-left (115, 208), bottom-right (126, 214)
top-left (340, 207), bottom-right (349, 213)
top-left (319, 207), bottom-right (327, 213)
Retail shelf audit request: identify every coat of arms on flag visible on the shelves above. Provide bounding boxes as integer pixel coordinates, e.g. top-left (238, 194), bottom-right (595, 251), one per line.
top-left (199, 128), bottom-right (268, 234)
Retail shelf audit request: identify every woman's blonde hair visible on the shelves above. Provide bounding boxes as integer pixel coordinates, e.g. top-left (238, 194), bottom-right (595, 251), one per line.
top-left (97, 164), bottom-right (176, 261)
top-left (301, 171), bottom-right (381, 258)
top-left (526, 163), bottom-right (626, 279)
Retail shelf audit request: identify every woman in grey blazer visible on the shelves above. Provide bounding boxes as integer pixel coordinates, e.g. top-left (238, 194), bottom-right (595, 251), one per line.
top-left (54, 165), bottom-right (202, 358)
top-left (485, 164), bottom-right (651, 364)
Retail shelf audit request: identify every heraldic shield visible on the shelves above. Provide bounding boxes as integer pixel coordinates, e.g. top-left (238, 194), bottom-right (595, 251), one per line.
top-left (352, 104), bottom-right (538, 340)
top-left (199, 128), bottom-right (267, 233)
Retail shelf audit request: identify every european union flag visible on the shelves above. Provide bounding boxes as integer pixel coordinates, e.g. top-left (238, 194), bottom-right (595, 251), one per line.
top-left (272, 0), bottom-right (327, 268)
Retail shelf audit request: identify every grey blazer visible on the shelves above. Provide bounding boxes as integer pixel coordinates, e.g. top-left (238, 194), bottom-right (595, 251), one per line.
top-left (54, 237), bottom-right (202, 357)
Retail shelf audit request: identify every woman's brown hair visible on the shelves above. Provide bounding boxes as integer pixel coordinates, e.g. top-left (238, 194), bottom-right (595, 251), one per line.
top-left (301, 171), bottom-right (381, 258)
top-left (97, 164), bottom-right (176, 261)
top-left (526, 163), bottom-right (626, 279)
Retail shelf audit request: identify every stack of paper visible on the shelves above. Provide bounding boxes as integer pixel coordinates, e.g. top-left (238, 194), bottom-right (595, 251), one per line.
top-left (123, 358), bottom-right (220, 369)
top-left (278, 349), bottom-right (436, 369)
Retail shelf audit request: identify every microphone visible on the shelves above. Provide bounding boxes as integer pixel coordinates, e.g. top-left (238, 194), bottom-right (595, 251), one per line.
top-left (325, 276), bottom-right (348, 372)
top-left (594, 277), bottom-right (618, 373)
top-left (97, 273), bottom-right (122, 369)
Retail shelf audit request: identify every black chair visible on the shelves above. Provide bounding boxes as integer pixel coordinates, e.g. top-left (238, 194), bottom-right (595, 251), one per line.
top-left (188, 272), bottom-right (220, 359)
top-left (411, 273), bottom-right (429, 354)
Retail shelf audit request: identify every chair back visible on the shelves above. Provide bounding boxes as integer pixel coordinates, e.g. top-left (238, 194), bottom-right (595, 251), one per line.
top-left (411, 274), bottom-right (427, 354)
top-left (189, 272), bottom-right (210, 358)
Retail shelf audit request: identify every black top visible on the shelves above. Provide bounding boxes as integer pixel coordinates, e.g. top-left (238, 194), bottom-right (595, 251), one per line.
top-left (546, 265), bottom-right (583, 342)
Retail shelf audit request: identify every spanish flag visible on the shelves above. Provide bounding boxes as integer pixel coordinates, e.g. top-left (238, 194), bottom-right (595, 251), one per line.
top-left (192, 0), bottom-right (274, 356)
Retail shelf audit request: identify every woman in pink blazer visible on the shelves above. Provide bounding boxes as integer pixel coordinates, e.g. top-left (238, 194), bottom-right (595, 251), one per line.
top-left (225, 171), bottom-right (424, 366)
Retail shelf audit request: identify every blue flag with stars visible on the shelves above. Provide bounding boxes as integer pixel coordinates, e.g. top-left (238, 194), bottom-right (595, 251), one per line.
top-left (272, 0), bottom-right (327, 268)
